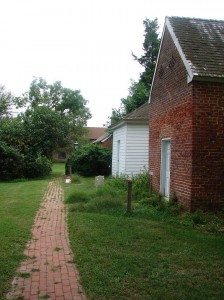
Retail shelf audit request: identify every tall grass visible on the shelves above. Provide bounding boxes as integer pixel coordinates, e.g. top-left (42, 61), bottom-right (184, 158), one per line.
top-left (65, 174), bottom-right (224, 300)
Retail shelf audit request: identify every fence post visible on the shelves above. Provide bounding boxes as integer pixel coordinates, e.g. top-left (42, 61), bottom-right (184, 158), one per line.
top-left (127, 179), bottom-right (132, 213)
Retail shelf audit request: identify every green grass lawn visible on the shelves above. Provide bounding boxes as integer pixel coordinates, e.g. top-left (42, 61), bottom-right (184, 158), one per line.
top-left (0, 163), bottom-right (65, 299)
top-left (1, 166), bottom-right (224, 300)
top-left (65, 176), bottom-right (224, 300)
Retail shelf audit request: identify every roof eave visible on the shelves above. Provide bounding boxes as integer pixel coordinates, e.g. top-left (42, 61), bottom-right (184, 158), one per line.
top-left (192, 75), bottom-right (224, 83)
top-left (149, 17), bottom-right (194, 102)
top-left (166, 18), bottom-right (194, 82)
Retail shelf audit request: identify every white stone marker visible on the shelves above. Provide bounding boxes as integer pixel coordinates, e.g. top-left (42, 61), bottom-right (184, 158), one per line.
top-left (95, 175), bottom-right (104, 188)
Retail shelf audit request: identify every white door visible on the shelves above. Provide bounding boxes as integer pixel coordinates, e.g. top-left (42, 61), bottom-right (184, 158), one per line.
top-left (116, 140), bottom-right (120, 176)
top-left (161, 140), bottom-right (171, 198)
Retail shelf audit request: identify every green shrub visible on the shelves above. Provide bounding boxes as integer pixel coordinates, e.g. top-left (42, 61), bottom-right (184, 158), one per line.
top-left (67, 144), bottom-right (112, 176)
top-left (132, 171), bottom-right (150, 200)
top-left (0, 141), bottom-right (24, 180)
top-left (190, 209), bottom-right (208, 225)
top-left (139, 192), bottom-right (183, 215)
top-left (23, 154), bottom-right (52, 178)
top-left (106, 175), bottom-right (129, 191)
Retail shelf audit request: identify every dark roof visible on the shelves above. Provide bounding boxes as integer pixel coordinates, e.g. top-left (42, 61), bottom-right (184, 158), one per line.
top-left (166, 16), bottom-right (224, 80)
top-left (110, 102), bottom-right (149, 130)
top-left (124, 102), bottom-right (149, 120)
top-left (93, 132), bottom-right (111, 143)
top-left (86, 127), bottom-right (106, 140)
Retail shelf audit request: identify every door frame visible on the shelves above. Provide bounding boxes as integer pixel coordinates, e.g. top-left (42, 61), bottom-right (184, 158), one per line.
top-left (160, 138), bottom-right (171, 198)
top-left (116, 140), bottom-right (120, 176)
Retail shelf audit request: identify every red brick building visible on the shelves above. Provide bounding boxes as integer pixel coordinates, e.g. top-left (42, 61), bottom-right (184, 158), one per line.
top-left (149, 17), bottom-right (224, 211)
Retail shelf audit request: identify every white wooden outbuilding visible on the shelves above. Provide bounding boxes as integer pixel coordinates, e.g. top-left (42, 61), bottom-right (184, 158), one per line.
top-left (110, 103), bottom-right (149, 177)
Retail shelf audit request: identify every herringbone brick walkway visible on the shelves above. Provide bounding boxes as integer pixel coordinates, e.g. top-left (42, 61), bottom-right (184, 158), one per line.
top-left (6, 180), bottom-right (87, 300)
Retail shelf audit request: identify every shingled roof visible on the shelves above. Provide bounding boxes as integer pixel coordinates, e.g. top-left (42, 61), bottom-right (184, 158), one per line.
top-left (166, 16), bottom-right (224, 81)
top-left (123, 102), bottom-right (149, 121)
top-left (110, 102), bottom-right (149, 130)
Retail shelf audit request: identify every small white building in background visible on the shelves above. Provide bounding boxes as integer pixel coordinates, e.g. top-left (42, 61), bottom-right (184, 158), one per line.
top-left (110, 103), bottom-right (149, 177)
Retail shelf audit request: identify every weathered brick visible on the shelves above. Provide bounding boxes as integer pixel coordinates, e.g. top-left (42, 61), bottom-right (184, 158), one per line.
top-left (149, 28), bottom-right (224, 211)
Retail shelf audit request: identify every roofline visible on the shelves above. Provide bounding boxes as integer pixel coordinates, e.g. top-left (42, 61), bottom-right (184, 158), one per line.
top-left (110, 119), bottom-right (148, 131)
top-left (166, 17), bottom-right (194, 82)
top-left (109, 119), bottom-right (125, 130)
top-left (149, 16), bottom-right (194, 103)
top-left (148, 18), bottom-right (166, 103)
top-left (192, 75), bottom-right (224, 83)
top-left (92, 134), bottom-right (112, 143)
top-left (101, 135), bottom-right (112, 142)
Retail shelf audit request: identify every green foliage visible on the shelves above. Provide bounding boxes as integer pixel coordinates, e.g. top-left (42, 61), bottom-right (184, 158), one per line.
top-left (105, 175), bottom-right (128, 191)
top-left (71, 174), bottom-right (81, 184)
top-left (0, 178), bottom-right (50, 297)
top-left (0, 77), bottom-right (91, 180)
top-left (0, 84), bottom-right (13, 118)
top-left (0, 141), bottom-right (24, 180)
top-left (0, 116), bottom-right (52, 180)
top-left (121, 80), bottom-right (149, 114)
top-left (132, 171), bottom-right (150, 200)
top-left (104, 171), bottom-right (150, 201)
top-left (68, 144), bottom-right (112, 176)
top-left (66, 191), bottom-right (90, 204)
top-left (139, 192), bottom-right (183, 215)
top-left (23, 154), bottom-right (52, 178)
top-left (26, 77), bottom-right (91, 127)
top-left (132, 18), bottom-right (160, 89)
top-left (65, 176), bottom-right (224, 300)
top-left (108, 18), bottom-right (160, 124)
top-left (23, 106), bottom-right (70, 158)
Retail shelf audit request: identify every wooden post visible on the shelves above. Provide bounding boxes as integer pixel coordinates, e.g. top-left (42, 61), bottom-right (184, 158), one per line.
top-left (149, 171), bottom-right (153, 194)
top-left (127, 179), bottom-right (132, 213)
top-left (150, 175), bottom-right (152, 194)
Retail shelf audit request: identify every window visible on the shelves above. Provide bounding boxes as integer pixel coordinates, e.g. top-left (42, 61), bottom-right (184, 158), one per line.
top-left (58, 152), bottom-right (67, 159)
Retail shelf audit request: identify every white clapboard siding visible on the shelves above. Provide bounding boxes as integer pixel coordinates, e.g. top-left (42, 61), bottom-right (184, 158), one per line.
top-left (112, 122), bottom-right (148, 177)
top-left (125, 123), bottom-right (149, 176)
top-left (111, 124), bottom-right (127, 176)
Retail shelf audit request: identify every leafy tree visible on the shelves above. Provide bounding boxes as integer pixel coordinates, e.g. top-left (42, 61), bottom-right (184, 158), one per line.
top-left (24, 77), bottom-right (91, 144)
top-left (0, 78), bottom-right (91, 180)
top-left (26, 77), bottom-right (91, 120)
top-left (121, 80), bottom-right (149, 114)
top-left (109, 18), bottom-right (160, 124)
top-left (67, 144), bottom-right (112, 177)
top-left (0, 116), bottom-right (52, 180)
top-left (0, 140), bottom-right (24, 180)
top-left (132, 18), bottom-right (160, 90)
top-left (0, 85), bottom-right (13, 118)
top-left (22, 106), bottom-right (70, 159)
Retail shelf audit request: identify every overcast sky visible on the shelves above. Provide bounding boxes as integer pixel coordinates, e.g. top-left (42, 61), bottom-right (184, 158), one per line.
top-left (1, 0), bottom-right (224, 126)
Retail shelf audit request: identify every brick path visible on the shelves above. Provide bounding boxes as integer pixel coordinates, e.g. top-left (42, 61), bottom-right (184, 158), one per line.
top-left (6, 180), bottom-right (87, 300)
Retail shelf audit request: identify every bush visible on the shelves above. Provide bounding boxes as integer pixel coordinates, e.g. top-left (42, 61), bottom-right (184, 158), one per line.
top-left (23, 154), bottom-right (52, 178)
top-left (132, 171), bottom-right (150, 200)
top-left (67, 144), bottom-right (112, 177)
top-left (105, 175), bottom-right (128, 191)
top-left (0, 141), bottom-right (24, 180)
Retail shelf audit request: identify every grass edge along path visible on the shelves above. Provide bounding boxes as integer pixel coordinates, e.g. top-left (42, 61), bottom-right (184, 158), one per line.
top-left (65, 175), bottom-right (224, 300)
top-left (0, 163), bottom-right (65, 299)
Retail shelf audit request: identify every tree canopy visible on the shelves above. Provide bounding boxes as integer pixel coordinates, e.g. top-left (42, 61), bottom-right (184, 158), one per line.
top-left (109, 18), bottom-right (160, 124)
top-left (0, 78), bottom-right (91, 180)
top-left (0, 84), bottom-right (13, 118)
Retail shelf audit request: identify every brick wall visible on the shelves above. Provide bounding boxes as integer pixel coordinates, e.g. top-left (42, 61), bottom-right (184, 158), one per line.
top-left (191, 81), bottom-right (224, 210)
top-left (149, 28), bottom-right (193, 210)
top-left (149, 28), bottom-right (224, 211)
